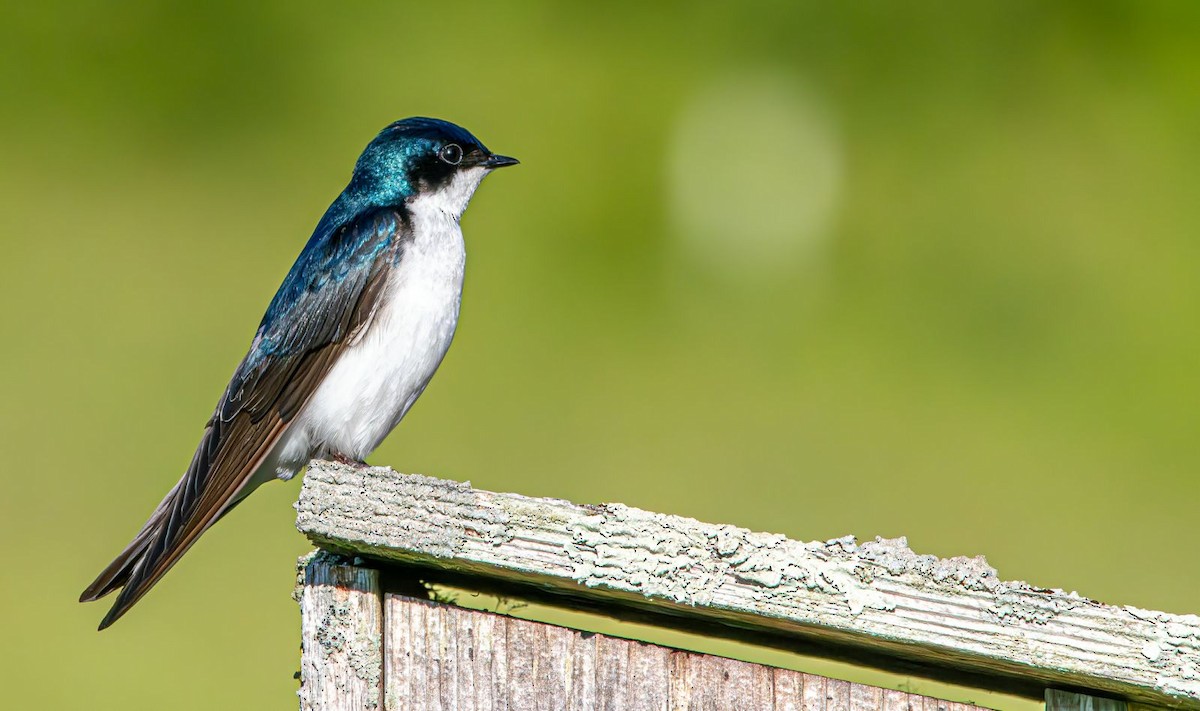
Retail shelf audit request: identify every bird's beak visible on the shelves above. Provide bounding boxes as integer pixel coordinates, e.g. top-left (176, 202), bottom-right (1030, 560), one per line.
top-left (482, 154), bottom-right (520, 169)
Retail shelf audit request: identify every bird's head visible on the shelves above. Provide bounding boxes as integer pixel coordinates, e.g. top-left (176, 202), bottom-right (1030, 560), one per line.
top-left (348, 117), bottom-right (518, 219)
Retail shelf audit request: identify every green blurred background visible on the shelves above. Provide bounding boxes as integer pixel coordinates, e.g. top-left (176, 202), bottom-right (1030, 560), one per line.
top-left (2, 1), bottom-right (1197, 708)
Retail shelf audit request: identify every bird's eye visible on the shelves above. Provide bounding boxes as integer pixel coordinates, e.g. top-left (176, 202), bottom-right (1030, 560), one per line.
top-left (439, 144), bottom-right (463, 165)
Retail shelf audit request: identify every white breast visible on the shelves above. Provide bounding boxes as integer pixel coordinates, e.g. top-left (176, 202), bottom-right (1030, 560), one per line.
top-left (298, 221), bottom-right (464, 461)
top-left (265, 168), bottom-right (488, 478)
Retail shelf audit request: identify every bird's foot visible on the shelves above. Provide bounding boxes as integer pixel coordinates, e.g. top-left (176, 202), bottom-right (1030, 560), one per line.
top-left (331, 453), bottom-right (370, 469)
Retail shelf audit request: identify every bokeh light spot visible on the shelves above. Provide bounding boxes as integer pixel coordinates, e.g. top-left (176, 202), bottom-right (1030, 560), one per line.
top-left (667, 70), bottom-right (843, 279)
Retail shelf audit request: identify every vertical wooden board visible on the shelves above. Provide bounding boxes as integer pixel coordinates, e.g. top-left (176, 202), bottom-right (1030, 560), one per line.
top-left (532, 618), bottom-right (573, 709)
top-left (566, 631), bottom-right (598, 710)
top-left (431, 597), bottom-right (458, 711)
top-left (707, 654), bottom-right (774, 710)
top-left (382, 593), bottom-right (415, 710)
top-left (470, 602), bottom-right (505, 710)
top-left (382, 595), bottom-right (406, 710)
top-left (1045, 689), bottom-right (1128, 711)
top-left (851, 680), bottom-right (883, 711)
top-left (376, 593), bottom-right (996, 711)
top-left (803, 673), bottom-right (831, 711)
top-left (407, 596), bottom-right (434, 710)
top-left (595, 632), bottom-right (633, 711)
top-left (386, 595), bottom-right (462, 710)
top-left (772, 668), bottom-right (806, 711)
top-left (625, 640), bottom-right (670, 711)
top-left (414, 599), bottom-right (446, 711)
top-left (929, 695), bottom-right (985, 711)
top-left (881, 689), bottom-right (900, 711)
top-left (827, 678), bottom-right (854, 711)
top-left (457, 600), bottom-right (502, 711)
top-left (882, 688), bottom-right (914, 711)
top-left (669, 650), bottom-right (692, 711)
top-left (671, 651), bottom-right (747, 710)
top-left (504, 613), bottom-right (539, 710)
top-left (386, 594), bottom-right (452, 711)
top-left (300, 560), bottom-right (383, 711)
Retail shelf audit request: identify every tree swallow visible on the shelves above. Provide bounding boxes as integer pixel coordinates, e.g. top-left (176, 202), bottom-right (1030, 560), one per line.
top-left (80, 118), bottom-right (518, 630)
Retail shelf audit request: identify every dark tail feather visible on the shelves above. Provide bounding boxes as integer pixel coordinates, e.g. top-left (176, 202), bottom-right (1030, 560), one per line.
top-left (80, 442), bottom-right (268, 629)
top-left (80, 402), bottom-right (290, 630)
top-left (93, 544), bottom-right (175, 631)
top-left (78, 527), bottom-right (156, 603)
top-left (80, 478), bottom-right (181, 604)
top-left (80, 480), bottom-right (188, 629)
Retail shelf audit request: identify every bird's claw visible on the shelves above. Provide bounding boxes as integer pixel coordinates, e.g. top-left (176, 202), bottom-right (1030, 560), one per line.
top-left (331, 453), bottom-right (369, 469)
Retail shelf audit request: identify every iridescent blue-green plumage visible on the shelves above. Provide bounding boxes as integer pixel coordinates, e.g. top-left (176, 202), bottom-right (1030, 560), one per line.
top-left (254, 118), bottom-right (492, 366)
top-left (81, 117), bottom-right (517, 630)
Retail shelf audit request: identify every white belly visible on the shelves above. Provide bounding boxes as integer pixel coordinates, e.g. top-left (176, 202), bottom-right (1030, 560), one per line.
top-left (265, 218), bottom-right (466, 477)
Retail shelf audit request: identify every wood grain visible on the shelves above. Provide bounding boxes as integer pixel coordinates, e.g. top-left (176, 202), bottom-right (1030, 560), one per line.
top-left (381, 591), bottom-right (992, 711)
top-left (296, 461), bottom-right (1200, 710)
top-left (299, 553), bottom-right (383, 711)
top-left (1045, 689), bottom-right (1127, 711)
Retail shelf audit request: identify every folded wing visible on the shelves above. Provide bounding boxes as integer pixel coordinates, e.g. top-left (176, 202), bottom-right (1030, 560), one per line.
top-left (81, 208), bottom-right (409, 629)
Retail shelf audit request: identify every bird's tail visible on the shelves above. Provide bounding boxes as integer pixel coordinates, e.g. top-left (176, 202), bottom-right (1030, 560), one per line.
top-left (79, 480), bottom-right (184, 628)
top-left (81, 386), bottom-right (293, 629)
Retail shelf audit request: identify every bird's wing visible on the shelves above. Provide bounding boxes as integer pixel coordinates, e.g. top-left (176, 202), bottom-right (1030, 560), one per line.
top-left (81, 208), bottom-right (410, 630)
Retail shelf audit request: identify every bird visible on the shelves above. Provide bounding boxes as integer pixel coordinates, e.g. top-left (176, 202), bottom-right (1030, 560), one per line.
top-left (80, 117), bottom-right (518, 630)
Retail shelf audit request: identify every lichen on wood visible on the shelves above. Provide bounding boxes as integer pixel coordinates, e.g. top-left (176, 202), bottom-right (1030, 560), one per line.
top-left (295, 460), bottom-right (1200, 710)
top-left (299, 551), bottom-right (384, 711)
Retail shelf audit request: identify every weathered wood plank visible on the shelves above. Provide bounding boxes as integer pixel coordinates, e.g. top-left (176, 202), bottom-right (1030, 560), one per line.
top-left (380, 591), bottom-right (989, 711)
top-left (296, 461), bottom-right (1200, 709)
top-left (1045, 689), bottom-right (1127, 711)
top-left (298, 553), bottom-right (383, 711)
